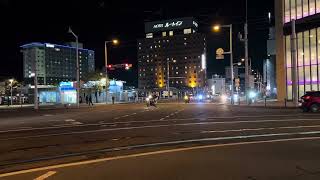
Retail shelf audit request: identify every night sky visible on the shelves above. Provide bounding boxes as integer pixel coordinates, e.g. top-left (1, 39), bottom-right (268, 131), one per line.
top-left (0, 0), bottom-right (274, 86)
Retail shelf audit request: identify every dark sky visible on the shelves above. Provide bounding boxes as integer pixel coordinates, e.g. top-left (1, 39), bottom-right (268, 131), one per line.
top-left (0, 0), bottom-right (274, 86)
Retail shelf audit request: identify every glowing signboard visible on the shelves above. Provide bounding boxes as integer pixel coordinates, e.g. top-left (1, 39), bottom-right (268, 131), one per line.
top-left (145, 17), bottom-right (198, 33)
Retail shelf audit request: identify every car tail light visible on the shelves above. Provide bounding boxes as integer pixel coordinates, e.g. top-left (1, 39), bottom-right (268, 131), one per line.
top-left (303, 96), bottom-right (311, 101)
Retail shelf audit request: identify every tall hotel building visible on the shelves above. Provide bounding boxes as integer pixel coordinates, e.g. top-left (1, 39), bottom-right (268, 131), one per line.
top-left (276, 0), bottom-right (320, 101)
top-left (21, 42), bottom-right (95, 85)
top-left (137, 17), bottom-right (207, 91)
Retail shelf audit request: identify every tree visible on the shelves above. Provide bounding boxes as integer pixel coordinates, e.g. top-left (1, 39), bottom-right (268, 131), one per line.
top-left (82, 70), bottom-right (110, 103)
top-left (5, 79), bottom-right (19, 96)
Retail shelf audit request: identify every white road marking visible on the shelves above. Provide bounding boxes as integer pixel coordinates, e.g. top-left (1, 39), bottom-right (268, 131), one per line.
top-left (206, 114), bottom-right (315, 119)
top-left (33, 171), bottom-right (56, 180)
top-left (2, 136), bottom-right (320, 178)
top-left (160, 118), bottom-right (165, 121)
top-left (43, 114), bottom-right (53, 117)
top-left (122, 115), bottom-right (129, 118)
top-left (200, 125), bottom-right (320, 134)
top-left (0, 117), bottom-right (319, 136)
top-left (114, 117), bottom-right (120, 120)
top-left (71, 122), bottom-right (83, 125)
top-left (64, 119), bottom-right (75, 122)
top-left (2, 120), bottom-right (320, 141)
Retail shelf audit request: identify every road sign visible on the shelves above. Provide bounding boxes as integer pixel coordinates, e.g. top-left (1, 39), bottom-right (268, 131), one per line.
top-left (216, 48), bottom-right (225, 60)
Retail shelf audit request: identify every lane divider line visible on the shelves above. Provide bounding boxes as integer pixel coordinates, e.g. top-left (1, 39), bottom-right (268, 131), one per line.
top-left (2, 136), bottom-right (320, 178)
top-left (2, 117), bottom-right (320, 135)
top-left (64, 119), bottom-right (75, 122)
top-left (33, 171), bottom-right (56, 180)
top-left (200, 125), bottom-right (320, 134)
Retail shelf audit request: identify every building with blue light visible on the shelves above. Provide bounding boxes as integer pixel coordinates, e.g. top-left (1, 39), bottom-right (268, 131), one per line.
top-left (21, 42), bottom-right (95, 85)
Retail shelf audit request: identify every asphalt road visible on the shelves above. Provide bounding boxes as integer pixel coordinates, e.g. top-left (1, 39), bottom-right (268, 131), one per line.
top-left (0, 103), bottom-right (320, 179)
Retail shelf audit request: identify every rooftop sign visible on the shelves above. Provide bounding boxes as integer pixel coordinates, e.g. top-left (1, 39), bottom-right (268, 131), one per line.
top-left (145, 17), bottom-right (198, 33)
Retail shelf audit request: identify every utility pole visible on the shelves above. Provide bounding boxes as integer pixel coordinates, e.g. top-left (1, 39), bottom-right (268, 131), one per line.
top-left (33, 58), bottom-right (39, 110)
top-left (291, 19), bottom-right (298, 107)
top-left (68, 27), bottom-right (80, 108)
top-left (105, 42), bottom-right (109, 103)
top-left (166, 59), bottom-right (170, 98)
top-left (230, 24), bottom-right (234, 105)
top-left (244, 0), bottom-right (250, 104)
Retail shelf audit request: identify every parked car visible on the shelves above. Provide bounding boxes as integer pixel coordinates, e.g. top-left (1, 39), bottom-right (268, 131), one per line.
top-left (299, 91), bottom-right (320, 112)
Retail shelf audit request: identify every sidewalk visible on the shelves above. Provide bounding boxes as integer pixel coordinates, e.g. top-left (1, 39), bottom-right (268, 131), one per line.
top-left (232, 100), bottom-right (297, 109)
top-left (0, 101), bottom-right (139, 110)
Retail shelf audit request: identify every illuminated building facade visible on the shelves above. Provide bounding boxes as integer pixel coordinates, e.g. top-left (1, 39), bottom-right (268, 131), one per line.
top-left (276, 0), bottom-right (320, 101)
top-left (137, 17), bottom-right (207, 91)
top-left (21, 42), bottom-right (95, 85)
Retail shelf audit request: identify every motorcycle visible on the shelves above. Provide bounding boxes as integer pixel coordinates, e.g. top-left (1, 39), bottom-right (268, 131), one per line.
top-left (184, 95), bottom-right (190, 104)
top-left (146, 95), bottom-right (157, 107)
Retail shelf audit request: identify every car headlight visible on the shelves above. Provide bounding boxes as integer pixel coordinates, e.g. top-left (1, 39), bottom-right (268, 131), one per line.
top-left (221, 95), bottom-right (227, 102)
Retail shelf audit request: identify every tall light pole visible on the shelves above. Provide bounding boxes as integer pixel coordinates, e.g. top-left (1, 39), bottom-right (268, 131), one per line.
top-left (68, 27), bottom-right (80, 108)
top-left (213, 24), bottom-right (234, 105)
top-left (244, 0), bottom-right (249, 104)
top-left (9, 79), bottom-right (14, 106)
top-left (105, 39), bottom-right (119, 103)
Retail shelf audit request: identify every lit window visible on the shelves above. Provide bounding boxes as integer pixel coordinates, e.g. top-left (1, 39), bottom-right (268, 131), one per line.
top-left (184, 28), bottom-right (192, 34)
top-left (146, 33), bottom-right (153, 38)
top-left (162, 32), bottom-right (167, 37)
top-left (169, 31), bottom-right (173, 36)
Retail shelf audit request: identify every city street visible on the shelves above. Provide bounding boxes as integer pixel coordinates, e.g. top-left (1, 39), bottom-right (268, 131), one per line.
top-left (0, 103), bottom-right (320, 179)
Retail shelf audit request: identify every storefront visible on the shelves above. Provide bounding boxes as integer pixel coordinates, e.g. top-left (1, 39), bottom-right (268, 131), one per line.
top-left (276, 0), bottom-right (320, 101)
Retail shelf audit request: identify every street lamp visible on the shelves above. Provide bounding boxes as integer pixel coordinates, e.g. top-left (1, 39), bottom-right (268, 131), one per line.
top-left (105, 39), bottom-right (119, 103)
top-left (213, 24), bottom-right (234, 105)
top-left (68, 27), bottom-right (80, 108)
top-left (9, 79), bottom-right (14, 106)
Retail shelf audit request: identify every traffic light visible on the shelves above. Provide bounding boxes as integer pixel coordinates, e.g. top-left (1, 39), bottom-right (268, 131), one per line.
top-left (124, 63), bottom-right (132, 70)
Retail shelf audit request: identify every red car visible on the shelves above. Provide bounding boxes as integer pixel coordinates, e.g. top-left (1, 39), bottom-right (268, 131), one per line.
top-left (300, 91), bottom-right (320, 112)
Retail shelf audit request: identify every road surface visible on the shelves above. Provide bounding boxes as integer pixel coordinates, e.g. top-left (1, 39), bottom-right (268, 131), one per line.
top-left (0, 103), bottom-right (319, 179)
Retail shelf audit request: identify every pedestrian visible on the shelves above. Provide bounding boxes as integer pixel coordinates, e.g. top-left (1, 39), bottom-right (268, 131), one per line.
top-left (89, 95), bottom-right (94, 106)
top-left (79, 96), bottom-right (83, 104)
top-left (112, 96), bottom-right (115, 104)
top-left (85, 95), bottom-right (89, 104)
